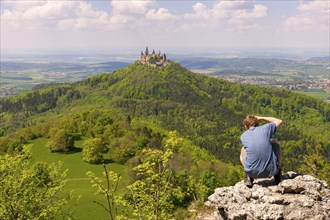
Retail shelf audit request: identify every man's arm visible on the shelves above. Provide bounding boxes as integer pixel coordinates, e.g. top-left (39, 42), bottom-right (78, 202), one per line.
top-left (255, 116), bottom-right (283, 127)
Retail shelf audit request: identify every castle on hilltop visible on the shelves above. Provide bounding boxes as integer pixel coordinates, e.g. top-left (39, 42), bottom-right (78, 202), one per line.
top-left (139, 47), bottom-right (170, 67)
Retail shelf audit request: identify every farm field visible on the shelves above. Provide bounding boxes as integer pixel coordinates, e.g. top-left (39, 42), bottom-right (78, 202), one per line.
top-left (31, 138), bottom-right (129, 220)
top-left (1, 55), bottom-right (131, 96)
top-left (2, 54), bottom-right (328, 101)
top-left (298, 89), bottom-right (329, 101)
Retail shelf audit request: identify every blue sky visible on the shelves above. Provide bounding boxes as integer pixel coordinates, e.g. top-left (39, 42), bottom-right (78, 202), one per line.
top-left (1, 0), bottom-right (329, 53)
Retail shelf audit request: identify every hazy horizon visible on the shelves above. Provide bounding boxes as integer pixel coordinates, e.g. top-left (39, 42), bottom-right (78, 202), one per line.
top-left (1, 47), bottom-right (329, 62)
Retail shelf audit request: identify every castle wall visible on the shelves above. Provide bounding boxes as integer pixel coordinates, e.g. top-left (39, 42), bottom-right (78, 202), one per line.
top-left (139, 48), bottom-right (169, 67)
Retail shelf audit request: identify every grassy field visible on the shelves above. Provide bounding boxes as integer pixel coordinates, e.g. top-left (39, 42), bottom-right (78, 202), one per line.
top-left (31, 138), bottom-right (129, 220)
top-left (297, 89), bottom-right (329, 101)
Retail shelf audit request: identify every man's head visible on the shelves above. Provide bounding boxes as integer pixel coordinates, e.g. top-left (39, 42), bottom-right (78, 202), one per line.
top-left (243, 115), bottom-right (259, 130)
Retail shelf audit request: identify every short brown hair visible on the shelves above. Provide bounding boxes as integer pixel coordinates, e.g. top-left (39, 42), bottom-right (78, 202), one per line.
top-left (243, 115), bottom-right (259, 130)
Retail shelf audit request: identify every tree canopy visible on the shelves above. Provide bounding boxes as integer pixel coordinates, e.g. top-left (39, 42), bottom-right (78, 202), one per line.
top-left (0, 146), bottom-right (75, 219)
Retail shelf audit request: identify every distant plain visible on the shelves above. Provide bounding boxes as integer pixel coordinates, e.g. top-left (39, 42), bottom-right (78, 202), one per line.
top-left (1, 51), bottom-right (329, 101)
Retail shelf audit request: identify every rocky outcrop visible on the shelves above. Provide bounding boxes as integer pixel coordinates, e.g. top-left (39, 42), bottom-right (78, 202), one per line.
top-left (203, 172), bottom-right (330, 220)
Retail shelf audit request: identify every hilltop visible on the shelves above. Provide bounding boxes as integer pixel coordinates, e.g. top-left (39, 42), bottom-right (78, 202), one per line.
top-left (1, 61), bottom-right (329, 175)
top-left (0, 60), bottom-right (329, 218)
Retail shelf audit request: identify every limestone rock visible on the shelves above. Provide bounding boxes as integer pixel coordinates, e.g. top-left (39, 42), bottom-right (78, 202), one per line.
top-left (203, 172), bottom-right (330, 220)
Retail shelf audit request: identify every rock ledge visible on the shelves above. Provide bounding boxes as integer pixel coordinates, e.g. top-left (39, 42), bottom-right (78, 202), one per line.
top-left (203, 172), bottom-right (330, 220)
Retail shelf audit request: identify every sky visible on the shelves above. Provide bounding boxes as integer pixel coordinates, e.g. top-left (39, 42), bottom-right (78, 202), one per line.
top-left (1, 0), bottom-right (329, 54)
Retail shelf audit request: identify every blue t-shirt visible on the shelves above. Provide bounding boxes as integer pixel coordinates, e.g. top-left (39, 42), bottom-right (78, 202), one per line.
top-left (240, 122), bottom-right (279, 178)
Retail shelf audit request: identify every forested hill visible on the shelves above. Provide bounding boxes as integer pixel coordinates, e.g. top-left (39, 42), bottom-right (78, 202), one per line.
top-left (1, 61), bottom-right (329, 177)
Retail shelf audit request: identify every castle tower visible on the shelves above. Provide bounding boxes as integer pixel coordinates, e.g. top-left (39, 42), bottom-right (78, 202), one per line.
top-left (140, 51), bottom-right (145, 63)
top-left (139, 47), bottom-right (169, 67)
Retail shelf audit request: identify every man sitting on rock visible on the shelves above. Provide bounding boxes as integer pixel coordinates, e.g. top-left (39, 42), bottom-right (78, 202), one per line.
top-left (240, 115), bottom-right (283, 188)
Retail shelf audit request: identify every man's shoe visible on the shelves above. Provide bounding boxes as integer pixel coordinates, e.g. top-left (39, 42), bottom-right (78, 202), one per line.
top-left (244, 175), bottom-right (254, 188)
top-left (274, 169), bottom-right (282, 185)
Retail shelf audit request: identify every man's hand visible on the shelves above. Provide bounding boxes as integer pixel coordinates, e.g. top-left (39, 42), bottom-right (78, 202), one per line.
top-left (255, 116), bottom-right (283, 127)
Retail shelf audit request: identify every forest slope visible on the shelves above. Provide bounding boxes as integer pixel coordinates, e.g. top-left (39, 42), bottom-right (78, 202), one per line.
top-left (1, 61), bottom-right (329, 179)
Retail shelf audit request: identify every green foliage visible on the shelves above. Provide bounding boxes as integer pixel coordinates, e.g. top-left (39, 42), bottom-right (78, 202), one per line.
top-left (0, 61), bottom-right (329, 216)
top-left (198, 170), bottom-right (218, 201)
top-left (0, 145), bottom-right (75, 219)
top-left (125, 148), bottom-right (175, 219)
top-left (17, 127), bottom-right (41, 142)
top-left (1, 62), bottom-right (328, 169)
top-left (165, 131), bottom-right (243, 188)
top-left (108, 134), bottom-right (136, 164)
top-left (56, 115), bottom-right (78, 134)
top-left (170, 171), bottom-right (197, 207)
top-left (0, 86), bottom-right (81, 133)
top-left (47, 128), bottom-right (74, 152)
top-left (30, 137), bottom-right (128, 220)
top-left (124, 131), bottom-right (242, 217)
top-left (83, 137), bottom-right (106, 164)
top-left (0, 135), bottom-right (23, 153)
top-left (86, 164), bottom-right (123, 220)
top-left (298, 144), bottom-right (330, 184)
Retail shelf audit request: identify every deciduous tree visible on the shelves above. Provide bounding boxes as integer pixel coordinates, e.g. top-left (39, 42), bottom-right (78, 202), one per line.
top-left (125, 148), bottom-right (175, 219)
top-left (47, 128), bottom-right (74, 152)
top-left (0, 145), bottom-right (75, 219)
top-left (86, 164), bottom-right (124, 220)
top-left (83, 137), bottom-right (107, 164)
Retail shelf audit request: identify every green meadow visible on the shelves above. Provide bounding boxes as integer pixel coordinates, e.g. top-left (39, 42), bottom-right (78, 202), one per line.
top-left (297, 89), bottom-right (329, 101)
top-left (31, 138), bottom-right (129, 220)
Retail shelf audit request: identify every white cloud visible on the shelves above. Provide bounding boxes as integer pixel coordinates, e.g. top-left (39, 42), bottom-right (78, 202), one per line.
top-left (193, 2), bottom-right (206, 13)
top-left (283, 0), bottom-right (329, 31)
top-left (58, 11), bottom-right (110, 30)
top-left (2, 0), bottom-right (267, 32)
top-left (1, 0), bottom-right (328, 52)
top-left (110, 0), bottom-right (176, 25)
top-left (2, 1), bottom-right (107, 30)
top-left (183, 0), bottom-right (267, 31)
top-left (213, 1), bottom-right (267, 21)
top-left (110, 13), bottom-right (133, 25)
top-left (146, 8), bottom-right (177, 21)
top-left (298, 0), bottom-right (328, 12)
top-left (111, 0), bottom-right (155, 15)
top-left (213, 0), bottom-right (254, 11)
top-left (3, 0), bottom-right (47, 11)
top-left (1, 0), bottom-right (177, 31)
top-left (183, 2), bottom-right (210, 20)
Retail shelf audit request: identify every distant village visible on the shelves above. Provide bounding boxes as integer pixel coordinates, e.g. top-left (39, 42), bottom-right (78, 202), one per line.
top-left (1, 50), bottom-right (328, 101)
top-left (139, 47), bottom-right (170, 67)
top-left (216, 72), bottom-right (329, 101)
